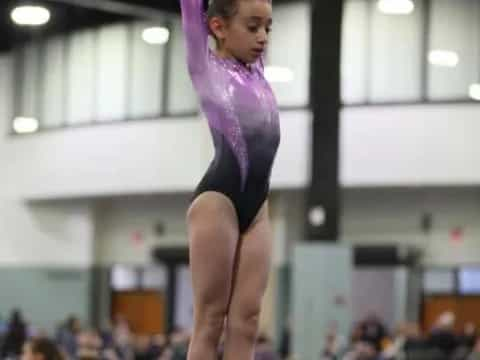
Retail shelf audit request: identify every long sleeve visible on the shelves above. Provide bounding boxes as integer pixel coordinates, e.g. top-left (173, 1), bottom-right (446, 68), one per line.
top-left (180, 0), bottom-right (209, 80)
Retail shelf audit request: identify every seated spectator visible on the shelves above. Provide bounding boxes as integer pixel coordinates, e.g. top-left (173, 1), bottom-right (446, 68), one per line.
top-left (150, 333), bottom-right (168, 358)
top-left (112, 314), bottom-right (134, 360)
top-left (1, 309), bottom-right (28, 358)
top-left (56, 315), bottom-right (82, 359)
top-left (77, 329), bottom-right (103, 360)
top-left (343, 341), bottom-right (384, 360)
top-left (134, 335), bottom-right (153, 360)
top-left (460, 323), bottom-right (478, 349)
top-left (169, 328), bottom-right (190, 360)
top-left (428, 312), bottom-right (458, 356)
top-left (359, 314), bottom-right (388, 352)
top-left (467, 338), bottom-right (480, 360)
top-left (403, 322), bottom-right (425, 351)
top-left (22, 337), bottom-right (64, 360)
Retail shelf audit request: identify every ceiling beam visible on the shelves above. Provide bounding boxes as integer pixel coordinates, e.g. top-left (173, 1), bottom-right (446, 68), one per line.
top-left (45, 0), bottom-right (172, 19)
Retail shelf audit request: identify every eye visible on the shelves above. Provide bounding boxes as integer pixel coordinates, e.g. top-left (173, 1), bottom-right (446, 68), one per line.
top-left (248, 25), bottom-right (259, 33)
top-left (266, 26), bottom-right (272, 34)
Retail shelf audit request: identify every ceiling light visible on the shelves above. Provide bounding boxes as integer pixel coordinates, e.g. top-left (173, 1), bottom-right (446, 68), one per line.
top-left (469, 84), bottom-right (480, 101)
top-left (11, 6), bottom-right (50, 26)
top-left (428, 50), bottom-right (459, 68)
top-left (264, 66), bottom-right (294, 83)
top-left (377, 0), bottom-right (414, 15)
top-left (13, 117), bottom-right (39, 134)
top-left (142, 27), bottom-right (170, 45)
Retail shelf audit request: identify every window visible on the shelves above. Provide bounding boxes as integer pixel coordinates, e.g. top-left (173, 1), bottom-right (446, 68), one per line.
top-left (342, 0), bottom-right (369, 104)
top-left (96, 24), bottom-right (129, 122)
top-left (42, 36), bottom-right (65, 128)
top-left (370, 0), bottom-right (424, 102)
top-left (428, 0), bottom-right (480, 100)
top-left (66, 29), bottom-right (96, 125)
top-left (129, 21), bottom-right (166, 119)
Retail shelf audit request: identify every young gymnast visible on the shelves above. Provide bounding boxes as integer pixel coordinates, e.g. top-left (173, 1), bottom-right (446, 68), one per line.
top-left (180, 0), bottom-right (280, 358)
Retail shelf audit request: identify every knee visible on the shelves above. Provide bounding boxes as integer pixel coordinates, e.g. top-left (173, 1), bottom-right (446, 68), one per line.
top-left (195, 306), bottom-right (227, 343)
top-left (227, 306), bottom-right (261, 342)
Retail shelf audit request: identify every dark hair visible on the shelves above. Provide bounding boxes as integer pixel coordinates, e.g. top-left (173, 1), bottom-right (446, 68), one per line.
top-left (207, 0), bottom-right (238, 20)
top-left (30, 338), bottom-right (64, 360)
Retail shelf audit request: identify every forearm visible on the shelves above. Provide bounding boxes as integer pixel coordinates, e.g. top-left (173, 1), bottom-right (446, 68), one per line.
top-left (180, 0), bottom-right (209, 76)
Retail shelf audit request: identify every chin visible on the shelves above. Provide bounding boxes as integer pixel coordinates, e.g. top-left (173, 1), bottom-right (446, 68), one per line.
top-left (245, 55), bottom-right (259, 64)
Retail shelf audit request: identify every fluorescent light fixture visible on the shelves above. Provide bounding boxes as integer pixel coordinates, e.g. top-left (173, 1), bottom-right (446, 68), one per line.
top-left (377, 0), bottom-right (414, 15)
top-left (264, 66), bottom-right (294, 83)
top-left (428, 50), bottom-right (459, 67)
top-left (142, 27), bottom-right (170, 45)
top-left (13, 117), bottom-right (39, 134)
top-left (469, 84), bottom-right (480, 101)
top-left (11, 6), bottom-right (50, 26)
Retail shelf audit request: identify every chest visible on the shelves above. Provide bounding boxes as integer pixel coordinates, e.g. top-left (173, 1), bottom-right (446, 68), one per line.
top-left (210, 66), bottom-right (279, 125)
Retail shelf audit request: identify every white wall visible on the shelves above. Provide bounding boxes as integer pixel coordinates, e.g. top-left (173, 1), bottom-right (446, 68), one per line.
top-left (94, 194), bottom-right (190, 266)
top-left (93, 191), bottom-right (299, 266)
top-left (6, 102), bottom-right (480, 201)
top-left (4, 111), bottom-right (310, 200)
top-left (0, 55), bottom-right (95, 267)
top-left (7, 102), bottom-right (480, 201)
top-left (341, 105), bottom-right (480, 186)
top-left (342, 188), bottom-right (480, 266)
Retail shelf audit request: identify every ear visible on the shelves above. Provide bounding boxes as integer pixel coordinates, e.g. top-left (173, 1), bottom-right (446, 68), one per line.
top-left (208, 16), bottom-right (228, 41)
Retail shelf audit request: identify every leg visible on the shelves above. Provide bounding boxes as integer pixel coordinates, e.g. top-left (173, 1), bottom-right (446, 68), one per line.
top-left (223, 201), bottom-right (273, 360)
top-left (186, 192), bottom-right (240, 360)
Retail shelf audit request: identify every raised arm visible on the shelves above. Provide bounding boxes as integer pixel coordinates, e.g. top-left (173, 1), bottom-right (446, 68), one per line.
top-left (180, 0), bottom-right (209, 79)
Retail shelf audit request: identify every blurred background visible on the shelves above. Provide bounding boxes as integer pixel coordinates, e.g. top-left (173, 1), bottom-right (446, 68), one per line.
top-left (0, 0), bottom-right (480, 359)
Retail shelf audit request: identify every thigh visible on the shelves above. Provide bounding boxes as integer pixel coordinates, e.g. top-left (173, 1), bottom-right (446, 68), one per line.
top-left (187, 191), bottom-right (240, 315)
top-left (227, 201), bottom-right (273, 319)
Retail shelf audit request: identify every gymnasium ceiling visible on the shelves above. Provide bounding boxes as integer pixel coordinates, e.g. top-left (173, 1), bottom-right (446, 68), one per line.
top-left (0, 0), bottom-right (297, 52)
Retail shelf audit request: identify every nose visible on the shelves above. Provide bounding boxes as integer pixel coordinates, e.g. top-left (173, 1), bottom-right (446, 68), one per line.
top-left (257, 31), bottom-right (267, 46)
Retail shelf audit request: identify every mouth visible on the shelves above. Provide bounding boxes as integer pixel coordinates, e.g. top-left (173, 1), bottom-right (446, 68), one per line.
top-left (252, 48), bottom-right (264, 57)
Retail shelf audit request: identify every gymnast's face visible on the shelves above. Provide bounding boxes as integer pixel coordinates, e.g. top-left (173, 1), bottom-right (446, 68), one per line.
top-left (210, 0), bottom-right (272, 65)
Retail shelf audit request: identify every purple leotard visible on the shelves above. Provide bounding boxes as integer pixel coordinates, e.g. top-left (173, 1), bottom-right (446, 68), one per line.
top-left (180, 0), bottom-right (280, 233)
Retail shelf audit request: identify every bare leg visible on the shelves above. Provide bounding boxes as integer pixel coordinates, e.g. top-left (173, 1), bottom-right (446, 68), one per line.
top-left (223, 201), bottom-right (273, 360)
top-left (186, 191), bottom-right (240, 360)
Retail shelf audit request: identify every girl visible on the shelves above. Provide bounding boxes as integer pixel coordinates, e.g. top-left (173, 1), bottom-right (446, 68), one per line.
top-left (180, 0), bottom-right (280, 359)
top-left (22, 338), bottom-right (64, 360)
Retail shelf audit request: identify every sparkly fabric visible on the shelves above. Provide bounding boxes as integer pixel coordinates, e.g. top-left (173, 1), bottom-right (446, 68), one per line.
top-left (180, 0), bottom-right (280, 190)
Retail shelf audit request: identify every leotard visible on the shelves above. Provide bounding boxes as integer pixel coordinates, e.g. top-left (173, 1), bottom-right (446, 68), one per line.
top-left (180, 0), bottom-right (281, 233)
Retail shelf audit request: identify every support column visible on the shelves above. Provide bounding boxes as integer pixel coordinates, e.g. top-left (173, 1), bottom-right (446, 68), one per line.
top-left (306, 0), bottom-right (343, 241)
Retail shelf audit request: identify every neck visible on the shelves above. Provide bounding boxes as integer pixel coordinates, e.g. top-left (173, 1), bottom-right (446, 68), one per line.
top-left (215, 48), bottom-right (251, 70)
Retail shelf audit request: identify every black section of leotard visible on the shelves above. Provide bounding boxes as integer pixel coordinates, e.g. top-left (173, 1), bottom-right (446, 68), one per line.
top-left (192, 127), bottom-right (277, 234)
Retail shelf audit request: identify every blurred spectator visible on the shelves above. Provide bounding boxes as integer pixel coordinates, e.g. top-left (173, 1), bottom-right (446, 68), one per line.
top-left (403, 322), bottom-right (425, 351)
top-left (22, 337), bottom-right (64, 360)
top-left (77, 329), bottom-right (103, 360)
top-left (150, 333), bottom-right (168, 358)
top-left (112, 315), bottom-right (134, 360)
top-left (382, 323), bottom-right (407, 360)
top-left (343, 341), bottom-right (384, 360)
top-left (428, 311), bottom-right (458, 356)
top-left (452, 323), bottom-right (479, 360)
top-left (322, 321), bottom-right (347, 360)
top-left (460, 323), bottom-right (478, 349)
top-left (133, 335), bottom-right (153, 360)
top-left (359, 314), bottom-right (388, 352)
top-left (56, 316), bottom-right (82, 359)
top-left (467, 337), bottom-right (480, 360)
top-left (1, 309), bottom-right (28, 358)
top-left (169, 328), bottom-right (189, 360)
